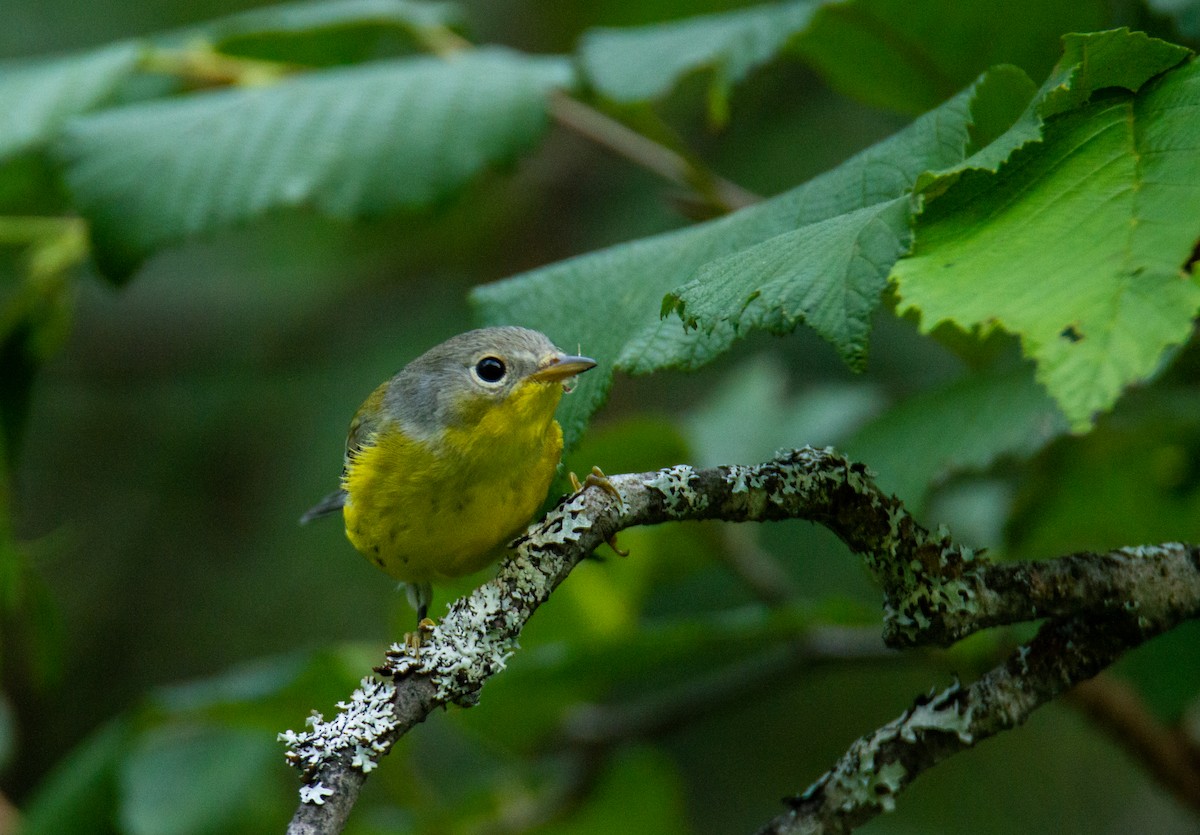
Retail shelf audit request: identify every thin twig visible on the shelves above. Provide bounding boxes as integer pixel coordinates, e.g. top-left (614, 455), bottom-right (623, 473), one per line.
top-left (557, 627), bottom-right (891, 749)
top-left (1070, 672), bottom-right (1200, 812)
top-left (719, 525), bottom-right (802, 606)
top-left (548, 91), bottom-right (762, 214)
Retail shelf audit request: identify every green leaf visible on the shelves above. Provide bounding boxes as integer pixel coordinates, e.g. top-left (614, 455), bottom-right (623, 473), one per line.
top-left (946, 29), bottom-right (1190, 177)
top-left (844, 366), bottom-right (1068, 508)
top-left (894, 57), bottom-right (1200, 431)
top-left (0, 153), bottom-right (70, 214)
top-left (1008, 388), bottom-right (1200, 556)
top-left (684, 355), bottom-right (884, 467)
top-left (1039, 29), bottom-right (1191, 118)
top-left (578, 0), bottom-right (1111, 116)
top-left (795, 0), bottom-right (1112, 114)
top-left (666, 196), bottom-right (912, 370)
top-left (150, 645), bottom-right (378, 730)
top-left (21, 720), bottom-right (130, 835)
top-left (473, 67), bottom-right (1031, 445)
top-left (202, 0), bottom-right (465, 65)
top-left (579, 1), bottom-right (818, 114)
top-left (57, 48), bottom-right (572, 278)
top-left (0, 216), bottom-right (87, 457)
top-left (0, 42), bottom-right (143, 161)
top-left (207, 0), bottom-right (461, 41)
top-left (119, 724), bottom-right (280, 835)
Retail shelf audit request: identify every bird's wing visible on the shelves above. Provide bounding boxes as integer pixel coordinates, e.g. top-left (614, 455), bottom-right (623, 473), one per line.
top-left (344, 380), bottom-right (390, 465)
top-left (299, 381), bottom-right (391, 525)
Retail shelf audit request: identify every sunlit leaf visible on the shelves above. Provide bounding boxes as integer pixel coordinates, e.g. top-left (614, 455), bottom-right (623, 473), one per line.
top-left (894, 55), bottom-right (1200, 430)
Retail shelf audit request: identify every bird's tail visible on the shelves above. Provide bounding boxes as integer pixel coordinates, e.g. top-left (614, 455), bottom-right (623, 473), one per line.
top-left (299, 489), bottom-right (346, 525)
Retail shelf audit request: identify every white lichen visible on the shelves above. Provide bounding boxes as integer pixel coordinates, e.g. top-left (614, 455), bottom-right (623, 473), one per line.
top-left (821, 681), bottom-right (974, 815)
top-left (532, 493), bottom-right (592, 546)
top-left (872, 760), bottom-right (908, 812)
top-left (900, 682), bottom-right (974, 744)
top-left (827, 722), bottom-right (905, 814)
top-left (647, 465), bottom-right (704, 512)
top-left (298, 782), bottom-right (335, 805)
top-left (1120, 543), bottom-right (1181, 559)
top-left (279, 676), bottom-right (398, 779)
top-left (379, 580), bottom-right (522, 702)
top-left (351, 744), bottom-right (378, 773)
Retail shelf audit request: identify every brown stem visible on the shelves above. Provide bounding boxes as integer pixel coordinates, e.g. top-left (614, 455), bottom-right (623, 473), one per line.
top-left (1070, 672), bottom-right (1200, 813)
top-left (548, 91), bottom-right (762, 214)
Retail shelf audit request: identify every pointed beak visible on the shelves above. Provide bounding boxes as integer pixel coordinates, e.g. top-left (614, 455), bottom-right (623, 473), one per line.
top-left (529, 353), bottom-right (597, 383)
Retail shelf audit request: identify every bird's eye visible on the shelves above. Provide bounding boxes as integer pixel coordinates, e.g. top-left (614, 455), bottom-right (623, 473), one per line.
top-left (474, 356), bottom-right (506, 384)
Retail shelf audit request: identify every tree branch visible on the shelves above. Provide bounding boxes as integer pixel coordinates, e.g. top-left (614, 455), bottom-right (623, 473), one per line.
top-left (281, 448), bottom-right (1200, 834)
top-left (756, 613), bottom-right (1189, 834)
top-left (1070, 672), bottom-right (1200, 813)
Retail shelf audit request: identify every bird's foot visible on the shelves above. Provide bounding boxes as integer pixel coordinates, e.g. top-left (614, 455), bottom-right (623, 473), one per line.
top-left (403, 617), bottom-right (437, 653)
top-left (568, 466), bottom-right (629, 557)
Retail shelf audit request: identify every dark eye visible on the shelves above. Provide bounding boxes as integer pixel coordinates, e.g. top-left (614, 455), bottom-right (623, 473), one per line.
top-left (474, 356), bottom-right (506, 383)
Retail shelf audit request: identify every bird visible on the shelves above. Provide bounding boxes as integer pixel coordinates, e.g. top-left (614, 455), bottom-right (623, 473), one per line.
top-left (301, 326), bottom-right (596, 627)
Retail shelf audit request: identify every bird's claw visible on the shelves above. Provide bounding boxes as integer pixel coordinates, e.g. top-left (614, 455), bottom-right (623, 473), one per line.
top-left (569, 466), bottom-right (623, 504)
top-left (403, 617), bottom-right (437, 652)
top-left (568, 466), bottom-right (629, 557)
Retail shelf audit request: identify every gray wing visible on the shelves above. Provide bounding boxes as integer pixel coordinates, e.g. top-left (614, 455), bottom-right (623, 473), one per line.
top-left (299, 380), bottom-right (390, 525)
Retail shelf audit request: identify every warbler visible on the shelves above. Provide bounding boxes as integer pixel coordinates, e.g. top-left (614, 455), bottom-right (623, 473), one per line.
top-left (302, 327), bottom-right (596, 622)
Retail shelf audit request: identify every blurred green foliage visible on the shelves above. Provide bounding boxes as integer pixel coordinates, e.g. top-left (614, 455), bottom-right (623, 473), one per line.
top-left (2, 1), bottom-right (1200, 833)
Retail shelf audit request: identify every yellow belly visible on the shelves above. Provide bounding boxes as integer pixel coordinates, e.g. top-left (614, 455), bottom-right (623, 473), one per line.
top-left (341, 386), bottom-right (564, 583)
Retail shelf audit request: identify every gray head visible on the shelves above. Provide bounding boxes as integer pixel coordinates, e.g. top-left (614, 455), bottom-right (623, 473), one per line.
top-left (384, 327), bottom-right (595, 438)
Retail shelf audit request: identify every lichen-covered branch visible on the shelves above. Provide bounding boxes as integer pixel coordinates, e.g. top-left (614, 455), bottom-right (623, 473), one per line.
top-left (893, 542), bottom-right (1200, 647)
top-left (281, 447), bottom-right (1200, 834)
top-left (755, 609), bottom-right (1191, 835)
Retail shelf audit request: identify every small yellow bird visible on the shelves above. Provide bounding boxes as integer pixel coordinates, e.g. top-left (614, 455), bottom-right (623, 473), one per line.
top-left (302, 327), bottom-right (596, 623)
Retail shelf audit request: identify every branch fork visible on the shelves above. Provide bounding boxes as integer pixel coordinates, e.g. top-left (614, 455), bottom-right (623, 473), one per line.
top-left (283, 447), bottom-right (1200, 834)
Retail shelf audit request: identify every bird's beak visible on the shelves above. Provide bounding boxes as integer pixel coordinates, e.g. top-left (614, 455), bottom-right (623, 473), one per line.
top-left (529, 353), bottom-right (597, 384)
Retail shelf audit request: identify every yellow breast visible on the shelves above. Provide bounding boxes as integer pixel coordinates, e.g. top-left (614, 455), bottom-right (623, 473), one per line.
top-left (341, 380), bottom-right (564, 583)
